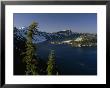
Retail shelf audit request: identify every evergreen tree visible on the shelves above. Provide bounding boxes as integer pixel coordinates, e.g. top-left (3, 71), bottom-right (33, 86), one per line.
top-left (23, 22), bottom-right (39, 75)
top-left (47, 50), bottom-right (57, 75)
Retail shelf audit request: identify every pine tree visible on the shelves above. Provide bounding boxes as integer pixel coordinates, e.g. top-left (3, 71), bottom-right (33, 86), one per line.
top-left (23, 22), bottom-right (39, 75)
top-left (47, 50), bottom-right (57, 75)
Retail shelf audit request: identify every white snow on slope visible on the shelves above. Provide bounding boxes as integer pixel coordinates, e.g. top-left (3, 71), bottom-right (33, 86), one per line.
top-left (16, 27), bottom-right (47, 43)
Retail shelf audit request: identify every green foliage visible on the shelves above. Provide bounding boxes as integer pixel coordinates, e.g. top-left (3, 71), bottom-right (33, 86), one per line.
top-left (22, 22), bottom-right (39, 75)
top-left (15, 22), bottom-right (59, 75)
top-left (47, 50), bottom-right (57, 75)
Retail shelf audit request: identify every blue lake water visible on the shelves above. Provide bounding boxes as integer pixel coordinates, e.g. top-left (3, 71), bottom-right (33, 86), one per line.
top-left (37, 42), bottom-right (97, 75)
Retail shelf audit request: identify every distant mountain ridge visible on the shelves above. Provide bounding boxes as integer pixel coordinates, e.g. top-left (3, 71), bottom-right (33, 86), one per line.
top-left (14, 27), bottom-right (96, 43)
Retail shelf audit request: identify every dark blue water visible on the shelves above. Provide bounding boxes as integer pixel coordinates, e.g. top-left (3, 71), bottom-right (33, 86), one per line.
top-left (37, 42), bottom-right (97, 75)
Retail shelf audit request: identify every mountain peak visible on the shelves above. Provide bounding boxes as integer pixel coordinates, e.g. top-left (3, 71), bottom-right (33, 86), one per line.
top-left (18, 27), bottom-right (26, 30)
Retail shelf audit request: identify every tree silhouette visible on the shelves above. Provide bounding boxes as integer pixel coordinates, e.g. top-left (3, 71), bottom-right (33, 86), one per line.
top-left (47, 50), bottom-right (57, 75)
top-left (23, 22), bottom-right (39, 75)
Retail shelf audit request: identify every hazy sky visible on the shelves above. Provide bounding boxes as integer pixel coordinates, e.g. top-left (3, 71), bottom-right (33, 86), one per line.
top-left (14, 13), bottom-right (97, 33)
